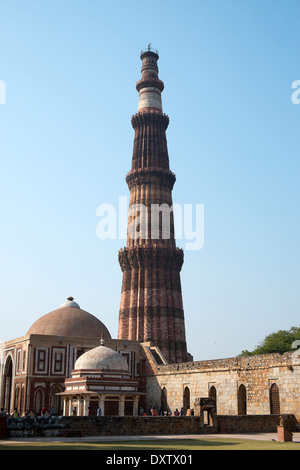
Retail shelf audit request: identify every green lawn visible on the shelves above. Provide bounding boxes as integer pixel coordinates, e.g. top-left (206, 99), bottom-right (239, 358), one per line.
top-left (0, 438), bottom-right (300, 450)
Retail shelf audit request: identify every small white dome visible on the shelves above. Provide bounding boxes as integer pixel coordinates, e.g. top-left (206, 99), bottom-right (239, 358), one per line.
top-left (60, 297), bottom-right (80, 309)
top-left (74, 345), bottom-right (129, 371)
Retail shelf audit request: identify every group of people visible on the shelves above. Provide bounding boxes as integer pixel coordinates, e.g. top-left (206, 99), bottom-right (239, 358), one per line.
top-left (139, 406), bottom-right (187, 417)
top-left (71, 406), bottom-right (103, 416)
top-left (4, 405), bottom-right (193, 418)
top-left (40, 407), bottom-right (55, 417)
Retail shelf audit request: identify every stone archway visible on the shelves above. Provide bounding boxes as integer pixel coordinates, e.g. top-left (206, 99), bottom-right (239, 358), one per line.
top-left (161, 387), bottom-right (168, 413)
top-left (183, 386), bottom-right (190, 415)
top-left (238, 384), bottom-right (247, 415)
top-left (34, 388), bottom-right (45, 415)
top-left (209, 386), bottom-right (217, 416)
top-left (50, 386), bottom-right (63, 415)
top-left (270, 383), bottom-right (280, 415)
top-left (2, 356), bottom-right (13, 413)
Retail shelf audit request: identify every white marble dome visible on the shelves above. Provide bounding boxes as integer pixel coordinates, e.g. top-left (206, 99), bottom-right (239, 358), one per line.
top-left (74, 344), bottom-right (129, 371)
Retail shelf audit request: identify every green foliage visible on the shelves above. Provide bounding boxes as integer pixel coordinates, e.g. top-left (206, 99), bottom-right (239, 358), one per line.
top-left (240, 326), bottom-right (300, 356)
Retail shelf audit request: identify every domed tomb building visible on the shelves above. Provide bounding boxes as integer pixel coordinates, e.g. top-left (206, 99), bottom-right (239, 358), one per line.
top-left (0, 298), bottom-right (141, 416)
top-left (59, 340), bottom-right (141, 416)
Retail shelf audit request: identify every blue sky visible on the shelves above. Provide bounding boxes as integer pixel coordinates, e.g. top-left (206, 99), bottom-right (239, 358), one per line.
top-left (0, 0), bottom-right (299, 360)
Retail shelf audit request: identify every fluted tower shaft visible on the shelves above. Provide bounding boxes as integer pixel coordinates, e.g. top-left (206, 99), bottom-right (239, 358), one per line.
top-left (118, 48), bottom-right (187, 364)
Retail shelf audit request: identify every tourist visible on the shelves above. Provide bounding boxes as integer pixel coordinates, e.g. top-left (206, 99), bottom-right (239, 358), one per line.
top-left (97, 407), bottom-right (102, 416)
top-left (174, 408), bottom-right (180, 416)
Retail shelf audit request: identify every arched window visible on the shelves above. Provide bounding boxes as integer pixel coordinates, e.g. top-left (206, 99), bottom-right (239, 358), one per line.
top-left (270, 383), bottom-right (280, 415)
top-left (238, 384), bottom-right (247, 415)
top-left (183, 386), bottom-right (190, 415)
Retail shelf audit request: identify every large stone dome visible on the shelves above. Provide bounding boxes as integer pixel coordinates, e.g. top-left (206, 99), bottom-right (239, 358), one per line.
top-left (27, 297), bottom-right (111, 339)
top-left (74, 344), bottom-right (128, 371)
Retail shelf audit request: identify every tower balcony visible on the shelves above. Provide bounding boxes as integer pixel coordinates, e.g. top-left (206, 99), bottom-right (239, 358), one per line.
top-left (140, 46), bottom-right (159, 59)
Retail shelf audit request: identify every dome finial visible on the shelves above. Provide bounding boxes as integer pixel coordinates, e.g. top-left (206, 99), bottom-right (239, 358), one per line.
top-left (60, 297), bottom-right (80, 309)
top-left (100, 334), bottom-right (105, 346)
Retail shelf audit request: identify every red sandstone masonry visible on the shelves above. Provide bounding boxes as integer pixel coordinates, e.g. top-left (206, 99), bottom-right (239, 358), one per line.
top-left (118, 50), bottom-right (187, 364)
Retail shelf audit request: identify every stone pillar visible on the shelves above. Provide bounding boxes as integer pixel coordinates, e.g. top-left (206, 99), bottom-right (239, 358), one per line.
top-left (119, 396), bottom-right (125, 416)
top-left (133, 396), bottom-right (139, 416)
top-left (62, 397), bottom-right (67, 416)
top-left (99, 395), bottom-right (105, 416)
top-left (83, 397), bottom-right (89, 416)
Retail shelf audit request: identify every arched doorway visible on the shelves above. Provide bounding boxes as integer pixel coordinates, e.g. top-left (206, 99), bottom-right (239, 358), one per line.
top-left (270, 383), bottom-right (280, 414)
top-left (161, 387), bottom-right (168, 413)
top-left (183, 386), bottom-right (190, 415)
top-left (238, 384), bottom-right (247, 415)
top-left (209, 385), bottom-right (217, 414)
top-left (34, 388), bottom-right (45, 415)
top-left (2, 356), bottom-right (13, 413)
top-left (50, 386), bottom-right (63, 415)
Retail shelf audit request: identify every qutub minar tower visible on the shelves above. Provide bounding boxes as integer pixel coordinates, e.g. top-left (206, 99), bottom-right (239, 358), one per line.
top-left (118, 46), bottom-right (188, 364)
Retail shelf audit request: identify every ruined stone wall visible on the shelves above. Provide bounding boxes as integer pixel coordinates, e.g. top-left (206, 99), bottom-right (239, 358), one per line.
top-left (145, 350), bottom-right (300, 420)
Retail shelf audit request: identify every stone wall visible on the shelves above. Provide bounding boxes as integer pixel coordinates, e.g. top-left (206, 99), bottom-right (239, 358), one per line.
top-left (6, 416), bottom-right (207, 438)
top-left (218, 414), bottom-right (297, 433)
top-left (6, 414), bottom-right (298, 439)
top-left (144, 350), bottom-right (300, 420)
top-left (0, 417), bottom-right (7, 439)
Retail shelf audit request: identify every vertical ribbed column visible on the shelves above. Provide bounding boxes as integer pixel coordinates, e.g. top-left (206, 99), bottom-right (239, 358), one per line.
top-left (118, 47), bottom-right (188, 364)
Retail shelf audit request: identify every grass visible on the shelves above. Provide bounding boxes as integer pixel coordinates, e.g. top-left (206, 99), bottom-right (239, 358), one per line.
top-left (0, 438), bottom-right (300, 450)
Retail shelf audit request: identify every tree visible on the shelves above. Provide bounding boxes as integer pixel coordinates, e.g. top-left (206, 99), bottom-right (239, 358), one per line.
top-left (240, 326), bottom-right (300, 356)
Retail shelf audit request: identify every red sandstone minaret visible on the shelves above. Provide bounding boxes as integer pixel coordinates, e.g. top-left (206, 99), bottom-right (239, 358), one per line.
top-left (118, 46), bottom-right (187, 364)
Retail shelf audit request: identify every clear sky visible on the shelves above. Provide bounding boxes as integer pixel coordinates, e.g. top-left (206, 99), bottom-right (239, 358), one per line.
top-left (0, 0), bottom-right (299, 360)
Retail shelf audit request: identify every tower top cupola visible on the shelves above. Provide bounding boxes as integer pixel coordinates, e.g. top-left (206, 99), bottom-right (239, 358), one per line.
top-left (136, 45), bottom-right (164, 114)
